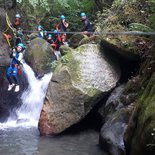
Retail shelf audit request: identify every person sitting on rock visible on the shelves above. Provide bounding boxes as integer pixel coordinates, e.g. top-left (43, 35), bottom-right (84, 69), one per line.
top-left (6, 43), bottom-right (25, 92)
top-left (43, 30), bottom-right (48, 40)
top-left (80, 12), bottom-right (93, 36)
top-left (47, 34), bottom-right (54, 44)
top-left (51, 30), bottom-right (63, 50)
top-left (37, 25), bottom-right (44, 38)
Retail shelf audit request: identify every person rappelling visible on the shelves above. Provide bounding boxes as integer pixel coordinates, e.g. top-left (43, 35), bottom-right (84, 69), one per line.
top-left (6, 43), bottom-right (25, 92)
top-left (80, 12), bottom-right (93, 36)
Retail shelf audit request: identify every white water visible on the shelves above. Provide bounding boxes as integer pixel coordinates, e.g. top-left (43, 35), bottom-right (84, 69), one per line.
top-left (0, 63), bottom-right (52, 128)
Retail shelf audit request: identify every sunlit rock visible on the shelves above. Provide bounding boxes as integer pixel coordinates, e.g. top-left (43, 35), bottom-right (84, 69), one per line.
top-left (39, 43), bottom-right (121, 135)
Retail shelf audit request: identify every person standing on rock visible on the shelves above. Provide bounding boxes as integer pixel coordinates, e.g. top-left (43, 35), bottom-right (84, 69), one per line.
top-left (13, 13), bottom-right (22, 29)
top-left (6, 43), bottom-right (25, 92)
top-left (80, 12), bottom-right (93, 36)
top-left (56, 15), bottom-right (69, 44)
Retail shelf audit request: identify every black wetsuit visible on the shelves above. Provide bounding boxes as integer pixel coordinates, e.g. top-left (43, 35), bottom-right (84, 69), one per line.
top-left (82, 18), bottom-right (93, 32)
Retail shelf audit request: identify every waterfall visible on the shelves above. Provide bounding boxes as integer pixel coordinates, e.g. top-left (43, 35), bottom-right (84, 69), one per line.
top-left (0, 63), bottom-right (52, 128)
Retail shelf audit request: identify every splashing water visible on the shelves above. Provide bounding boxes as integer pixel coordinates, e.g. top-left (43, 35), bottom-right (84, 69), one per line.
top-left (0, 63), bottom-right (52, 128)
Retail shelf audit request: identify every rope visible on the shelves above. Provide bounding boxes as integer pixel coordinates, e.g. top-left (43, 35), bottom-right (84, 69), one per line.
top-left (2, 13), bottom-right (17, 47)
top-left (5, 13), bottom-right (16, 33)
top-left (22, 30), bottom-right (155, 36)
top-left (3, 25), bottom-right (9, 34)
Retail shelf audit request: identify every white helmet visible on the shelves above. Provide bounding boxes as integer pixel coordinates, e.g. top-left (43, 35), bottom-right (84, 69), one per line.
top-left (15, 14), bottom-right (21, 18)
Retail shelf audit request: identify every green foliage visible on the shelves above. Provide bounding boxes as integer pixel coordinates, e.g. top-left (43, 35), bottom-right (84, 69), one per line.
top-left (94, 0), bottom-right (155, 56)
top-left (17, 0), bottom-right (97, 31)
top-left (129, 23), bottom-right (154, 32)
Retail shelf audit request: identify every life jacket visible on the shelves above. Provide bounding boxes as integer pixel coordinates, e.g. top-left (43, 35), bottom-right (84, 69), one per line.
top-left (11, 51), bottom-right (23, 75)
top-left (56, 20), bottom-right (67, 32)
top-left (52, 34), bottom-right (63, 50)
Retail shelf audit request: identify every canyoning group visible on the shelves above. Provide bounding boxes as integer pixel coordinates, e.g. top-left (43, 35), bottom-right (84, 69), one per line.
top-left (3, 12), bottom-right (93, 92)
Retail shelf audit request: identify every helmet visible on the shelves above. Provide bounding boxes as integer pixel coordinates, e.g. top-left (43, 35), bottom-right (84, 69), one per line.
top-left (80, 12), bottom-right (86, 17)
top-left (17, 43), bottom-right (25, 49)
top-left (60, 15), bottom-right (65, 20)
top-left (48, 34), bottom-right (52, 37)
top-left (53, 30), bottom-right (58, 33)
top-left (15, 14), bottom-right (21, 18)
top-left (38, 25), bottom-right (43, 29)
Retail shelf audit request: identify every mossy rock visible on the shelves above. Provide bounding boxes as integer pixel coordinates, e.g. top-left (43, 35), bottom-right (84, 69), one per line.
top-left (69, 34), bottom-right (89, 48)
top-left (26, 38), bottom-right (56, 75)
top-left (124, 44), bottom-right (155, 155)
top-left (124, 73), bottom-right (155, 155)
top-left (59, 45), bottom-right (72, 56)
top-left (39, 44), bottom-right (121, 135)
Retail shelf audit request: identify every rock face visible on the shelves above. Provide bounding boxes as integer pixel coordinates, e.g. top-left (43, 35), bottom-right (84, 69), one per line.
top-left (0, 2), bottom-right (27, 122)
top-left (38, 44), bottom-right (121, 135)
top-left (25, 38), bottom-right (56, 76)
top-left (123, 45), bottom-right (155, 155)
top-left (99, 108), bottom-right (132, 155)
top-left (98, 85), bottom-right (135, 155)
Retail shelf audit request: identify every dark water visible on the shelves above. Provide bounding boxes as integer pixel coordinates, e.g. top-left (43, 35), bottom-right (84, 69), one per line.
top-left (0, 127), bottom-right (107, 155)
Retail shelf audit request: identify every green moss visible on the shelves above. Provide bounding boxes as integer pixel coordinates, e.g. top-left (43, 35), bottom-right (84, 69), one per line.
top-left (54, 50), bottom-right (82, 84)
top-left (53, 44), bottom-right (101, 97)
top-left (83, 87), bottom-right (100, 97)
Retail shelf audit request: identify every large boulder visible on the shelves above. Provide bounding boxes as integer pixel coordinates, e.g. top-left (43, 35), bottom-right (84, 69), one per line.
top-left (25, 38), bottom-right (56, 76)
top-left (38, 43), bottom-right (121, 135)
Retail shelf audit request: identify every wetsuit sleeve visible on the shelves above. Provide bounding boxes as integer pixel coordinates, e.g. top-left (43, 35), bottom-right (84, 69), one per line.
top-left (13, 53), bottom-right (23, 64)
top-left (82, 20), bottom-right (89, 31)
top-left (17, 53), bottom-right (23, 62)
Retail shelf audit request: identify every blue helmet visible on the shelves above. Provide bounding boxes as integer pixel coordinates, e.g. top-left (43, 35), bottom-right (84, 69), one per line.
top-left (38, 25), bottom-right (43, 29)
top-left (80, 12), bottom-right (86, 17)
top-left (60, 15), bottom-right (65, 19)
top-left (17, 43), bottom-right (25, 49)
top-left (48, 34), bottom-right (52, 37)
top-left (53, 30), bottom-right (58, 33)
